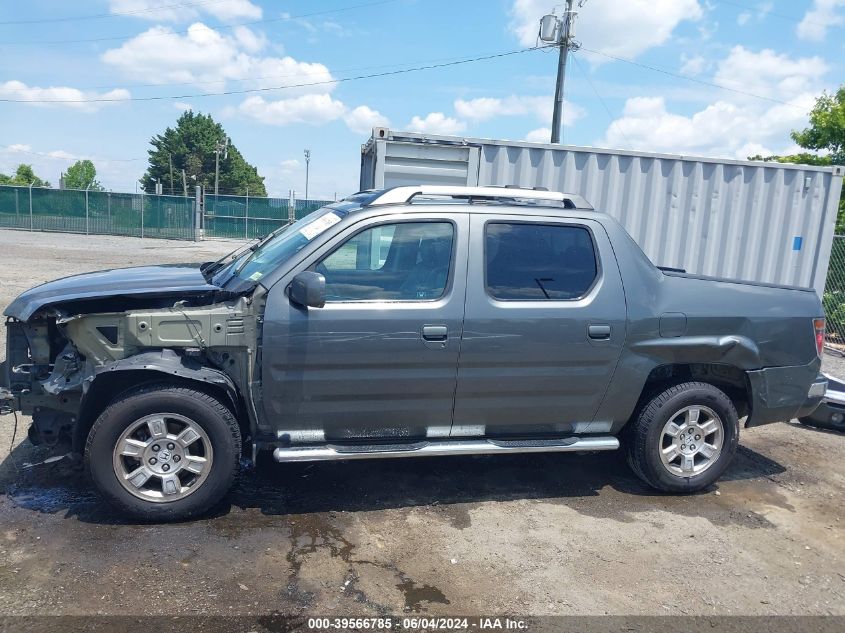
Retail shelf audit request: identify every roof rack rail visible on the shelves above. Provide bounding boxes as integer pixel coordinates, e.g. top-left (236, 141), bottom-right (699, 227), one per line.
top-left (365, 186), bottom-right (594, 210)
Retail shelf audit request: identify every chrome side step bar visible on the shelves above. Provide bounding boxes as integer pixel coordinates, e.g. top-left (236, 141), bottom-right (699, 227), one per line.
top-left (273, 436), bottom-right (619, 463)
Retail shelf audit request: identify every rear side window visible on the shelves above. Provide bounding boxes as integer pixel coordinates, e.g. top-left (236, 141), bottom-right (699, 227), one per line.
top-left (485, 223), bottom-right (598, 300)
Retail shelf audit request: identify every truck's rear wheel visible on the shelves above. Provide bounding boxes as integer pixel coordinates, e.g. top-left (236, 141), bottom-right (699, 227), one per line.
top-left (85, 384), bottom-right (241, 521)
top-left (625, 382), bottom-right (739, 492)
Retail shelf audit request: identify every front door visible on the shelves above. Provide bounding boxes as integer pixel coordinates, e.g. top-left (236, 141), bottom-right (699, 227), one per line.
top-left (452, 214), bottom-right (626, 437)
top-left (261, 212), bottom-right (469, 442)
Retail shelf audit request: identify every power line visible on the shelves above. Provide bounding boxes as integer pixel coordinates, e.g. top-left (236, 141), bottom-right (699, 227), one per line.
top-left (579, 46), bottom-right (809, 111)
top-left (0, 0), bottom-right (235, 25)
top-left (0, 45), bottom-right (550, 104)
top-left (570, 52), bottom-right (634, 151)
top-left (0, 49), bottom-right (524, 93)
top-left (0, 0), bottom-right (402, 46)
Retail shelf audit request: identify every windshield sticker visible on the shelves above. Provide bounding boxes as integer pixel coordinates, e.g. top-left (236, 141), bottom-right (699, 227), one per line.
top-left (249, 271), bottom-right (263, 281)
top-left (299, 212), bottom-right (341, 240)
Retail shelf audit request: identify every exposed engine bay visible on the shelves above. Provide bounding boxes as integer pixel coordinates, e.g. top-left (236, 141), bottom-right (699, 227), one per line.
top-left (2, 291), bottom-right (263, 450)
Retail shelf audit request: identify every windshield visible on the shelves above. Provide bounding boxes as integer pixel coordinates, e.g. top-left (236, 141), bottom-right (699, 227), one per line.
top-left (232, 206), bottom-right (347, 282)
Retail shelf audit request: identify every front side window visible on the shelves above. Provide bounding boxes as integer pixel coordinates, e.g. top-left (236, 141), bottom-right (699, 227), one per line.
top-left (316, 221), bottom-right (454, 301)
top-left (485, 222), bottom-right (598, 300)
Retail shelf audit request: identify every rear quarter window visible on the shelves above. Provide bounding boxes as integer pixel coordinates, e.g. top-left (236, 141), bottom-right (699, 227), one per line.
top-left (485, 222), bottom-right (598, 301)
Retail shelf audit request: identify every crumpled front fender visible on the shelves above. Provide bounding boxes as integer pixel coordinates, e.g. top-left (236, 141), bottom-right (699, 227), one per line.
top-left (88, 349), bottom-right (239, 406)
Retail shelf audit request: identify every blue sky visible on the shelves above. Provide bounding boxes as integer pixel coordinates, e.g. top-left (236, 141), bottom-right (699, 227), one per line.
top-left (1, 0), bottom-right (843, 198)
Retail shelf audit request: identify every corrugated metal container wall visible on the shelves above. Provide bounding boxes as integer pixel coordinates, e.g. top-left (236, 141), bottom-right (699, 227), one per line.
top-left (361, 131), bottom-right (844, 295)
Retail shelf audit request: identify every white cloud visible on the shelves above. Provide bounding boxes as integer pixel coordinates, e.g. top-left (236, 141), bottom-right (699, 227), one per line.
top-left (713, 46), bottom-right (828, 102)
top-left (108, 0), bottom-right (261, 22)
top-left (455, 95), bottom-right (548, 122)
top-left (0, 80), bottom-right (130, 112)
top-left (455, 95), bottom-right (583, 127)
top-left (797, 0), bottom-right (845, 41)
top-left (233, 25), bottom-right (267, 53)
top-left (581, 46), bottom-right (823, 155)
top-left (173, 101), bottom-right (193, 111)
top-left (680, 54), bottom-right (707, 75)
top-left (406, 113), bottom-right (467, 135)
top-left (344, 105), bottom-right (390, 135)
top-left (598, 47), bottom-right (827, 160)
top-left (509, 0), bottom-right (702, 59)
top-left (735, 3), bottom-right (772, 26)
top-left (525, 128), bottom-right (551, 143)
top-left (102, 23), bottom-right (333, 94)
top-left (599, 96), bottom-right (812, 159)
top-left (204, 0), bottom-right (262, 21)
top-left (280, 159), bottom-right (300, 170)
top-left (239, 95), bottom-right (388, 135)
top-left (239, 94), bottom-right (347, 126)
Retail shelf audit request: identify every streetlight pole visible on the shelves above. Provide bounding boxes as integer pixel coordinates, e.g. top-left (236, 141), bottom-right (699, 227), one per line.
top-left (304, 149), bottom-right (311, 200)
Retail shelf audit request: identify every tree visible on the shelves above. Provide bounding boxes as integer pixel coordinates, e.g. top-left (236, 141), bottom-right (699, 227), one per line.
top-left (141, 111), bottom-right (266, 196)
top-left (63, 159), bottom-right (103, 190)
top-left (0, 164), bottom-right (50, 187)
top-left (792, 87), bottom-right (845, 166)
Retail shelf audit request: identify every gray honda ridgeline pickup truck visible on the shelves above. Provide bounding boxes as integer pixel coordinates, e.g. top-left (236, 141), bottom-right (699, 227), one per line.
top-left (0, 186), bottom-right (827, 520)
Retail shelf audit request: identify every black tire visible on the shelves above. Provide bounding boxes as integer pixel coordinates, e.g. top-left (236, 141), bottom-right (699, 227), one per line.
top-left (625, 382), bottom-right (739, 492)
top-left (84, 384), bottom-right (241, 521)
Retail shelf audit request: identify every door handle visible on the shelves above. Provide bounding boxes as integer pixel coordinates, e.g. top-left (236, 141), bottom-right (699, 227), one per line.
top-left (588, 324), bottom-right (611, 340)
top-left (422, 325), bottom-right (448, 341)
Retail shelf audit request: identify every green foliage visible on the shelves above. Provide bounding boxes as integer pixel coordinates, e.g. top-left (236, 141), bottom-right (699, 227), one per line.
top-left (747, 152), bottom-right (833, 167)
top-left (63, 159), bottom-right (103, 191)
top-left (141, 111), bottom-right (266, 196)
top-left (791, 87), bottom-right (845, 166)
top-left (0, 164), bottom-right (50, 187)
top-left (823, 291), bottom-right (845, 337)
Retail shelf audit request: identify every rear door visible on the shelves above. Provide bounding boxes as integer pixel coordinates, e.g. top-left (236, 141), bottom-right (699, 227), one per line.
top-left (452, 213), bottom-right (626, 437)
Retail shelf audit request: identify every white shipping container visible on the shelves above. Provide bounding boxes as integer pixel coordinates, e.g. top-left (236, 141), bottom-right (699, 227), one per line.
top-left (360, 129), bottom-right (844, 295)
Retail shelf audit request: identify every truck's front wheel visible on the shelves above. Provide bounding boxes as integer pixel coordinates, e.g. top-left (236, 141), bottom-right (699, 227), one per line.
top-left (625, 382), bottom-right (739, 492)
top-left (85, 384), bottom-right (241, 521)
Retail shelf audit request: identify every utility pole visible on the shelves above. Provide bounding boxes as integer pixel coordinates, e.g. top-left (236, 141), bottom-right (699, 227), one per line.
top-left (214, 137), bottom-right (229, 196)
top-left (303, 149), bottom-right (311, 200)
top-left (541, 0), bottom-right (584, 144)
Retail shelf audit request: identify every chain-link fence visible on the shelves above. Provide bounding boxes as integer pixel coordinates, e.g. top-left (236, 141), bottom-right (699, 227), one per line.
top-left (823, 235), bottom-right (845, 347)
top-left (0, 185), bottom-right (335, 242)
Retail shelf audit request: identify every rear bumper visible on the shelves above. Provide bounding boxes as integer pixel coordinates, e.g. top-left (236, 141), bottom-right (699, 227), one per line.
top-left (746, 357), bottom-right (825, 427)
top-left (798, 373), bottom-right (845, 430)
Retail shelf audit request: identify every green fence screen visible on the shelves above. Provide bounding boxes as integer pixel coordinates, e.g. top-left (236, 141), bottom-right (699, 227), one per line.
top-left (0, 185), bottom-right (334, 241)
top-left (204, 194), bottom-right (333, 239)
top-left (0, 185), bottom-right (196, 240)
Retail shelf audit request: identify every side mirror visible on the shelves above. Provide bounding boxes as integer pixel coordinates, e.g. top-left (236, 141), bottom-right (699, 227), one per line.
top-left (289, 271), bottom-right (326, 308)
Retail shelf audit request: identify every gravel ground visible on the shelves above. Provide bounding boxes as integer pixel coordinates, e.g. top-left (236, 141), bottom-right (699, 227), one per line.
top-left (0, 229), bottom-right (843, 618)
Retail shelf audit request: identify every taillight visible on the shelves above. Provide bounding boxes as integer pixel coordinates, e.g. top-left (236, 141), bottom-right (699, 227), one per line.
top-left (814, 318), bottom-right (825, 357)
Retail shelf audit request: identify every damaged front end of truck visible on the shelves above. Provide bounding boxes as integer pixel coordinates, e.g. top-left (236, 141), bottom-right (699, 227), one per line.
top-left (0, 262), bottom-right (262, 454)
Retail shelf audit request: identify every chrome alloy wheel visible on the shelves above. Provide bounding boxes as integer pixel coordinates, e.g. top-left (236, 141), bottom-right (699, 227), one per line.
top-left (659, 405), bottom-right (724, 477)
top-left (112, 413), bottom-right (213, 502)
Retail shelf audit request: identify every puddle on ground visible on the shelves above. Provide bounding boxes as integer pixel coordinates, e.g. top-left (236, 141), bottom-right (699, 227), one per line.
top-left (395, 574), bottom-right (450, 612)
